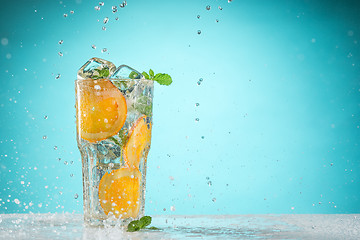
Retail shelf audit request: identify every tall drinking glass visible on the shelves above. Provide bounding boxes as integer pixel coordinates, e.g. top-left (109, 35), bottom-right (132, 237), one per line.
top-left (75, 77), bottom-right (154, 226)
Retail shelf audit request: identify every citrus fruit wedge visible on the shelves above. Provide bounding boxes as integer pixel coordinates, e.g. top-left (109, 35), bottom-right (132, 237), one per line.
top-left (76, 79), bottom-right (127, 142)
top-left (123, 116), bottom-right (152, 169)
top-left (99, 167), bottom-right (141, 219)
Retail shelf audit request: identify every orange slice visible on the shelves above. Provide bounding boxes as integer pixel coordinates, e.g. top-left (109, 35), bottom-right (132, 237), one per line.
top-left (99, 167), bottom-right (141, 219)
top-left (123, 116), bottom-right (152, 169)
top-left (76, 79), bottom-right (127, 142)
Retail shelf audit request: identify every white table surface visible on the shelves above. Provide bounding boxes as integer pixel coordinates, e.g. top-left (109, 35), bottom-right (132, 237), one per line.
top-left (0, 214), bottom-right (359, 239)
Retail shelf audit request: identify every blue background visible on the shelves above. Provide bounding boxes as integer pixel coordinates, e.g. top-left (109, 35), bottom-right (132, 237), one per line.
top-left (1, 0), bottom-right (360, 215)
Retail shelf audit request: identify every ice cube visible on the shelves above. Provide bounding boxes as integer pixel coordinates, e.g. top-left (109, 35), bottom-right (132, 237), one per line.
top-left (110, 64), bottom-right (143, 80)
top-left (77, 57), bottom-right (116, 80)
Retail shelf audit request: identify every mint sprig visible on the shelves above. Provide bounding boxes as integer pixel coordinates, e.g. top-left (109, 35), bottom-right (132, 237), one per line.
top-left (142, 69), bottom-right (172, 86)
top-left (127, 216), bottom-right (159, 232)
top-left (92, 67), bottom-right (110, 79)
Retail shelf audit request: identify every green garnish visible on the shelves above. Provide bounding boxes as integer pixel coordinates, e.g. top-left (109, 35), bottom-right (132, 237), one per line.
top-left (133, 95), bottom-right (152, 117)
top-left (127, 216), bottom-right (159, 232)
top-left (142, 69), bottom-right (172, 86)
top-left (92, 67), bottom-right (110, 79)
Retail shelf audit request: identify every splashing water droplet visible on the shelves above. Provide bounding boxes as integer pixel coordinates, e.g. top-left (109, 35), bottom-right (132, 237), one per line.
top-left (197, 15), bottom-right (200, 19)
top-left (197, 30), bottom-right (201, 35)
top-left (103, 17), bottom-right (109, 24)
top-left (58, 52), bottom-right (63, 57)
top-left (195, 118), bottom-right (199, 122)
top-left (206, 5), bottom-right (211, 10)
top-left (219, 6), bottom-right (223, 10)
top-left (55, 74), bottom-right (61, 79)
top-left (54, 146), bottom-right (58, 150)
top-left (70, 10), bottom-right (74, 14)
top-left (74, 193), bottom-right (79, 199)
top-left (207, 181), bottom-right (212, 186)
top-left (70, 173), bottom-right (74, 177)
top-left (102, 48), bottom-right (107, 53)
top-left (64, 161), bottom-right (68, 165)
top-left (44, 115), bottom-right (48, 119)
top-left (170, 206), bottom-right (176, 211)
top-left (99, 2), bottom-right (104, 6)
top-left (102, 26), bottom-right (106, 31)
top-left (94, 6), bottom-right (100, 11)
top-left (14, 199), bottom-right (20, 204)
top-left (216, 19), bottom-right (219, 23)
top-left (58, 40), bottom-right (63, 45)
top-left (43, 135), bottom-right (47, 140)
top-left (195, 103), bottom-right (200, 107)
top-left (228, 0), bottom-right (233, 2)
top-left (91, 45), bottom-right (96, 49)
top-left (63, 13), bottom-right (68, 18)
top-left (201, 136), bottom-right (205, 139)
top-left (112, 6), bottom-right (117, 13)
top-left (212, 198), bottom-right (216, 202)
top-left (115, 17), bottom-right (119, 20)
top-left (59, 191), bottom-right (63, 195)
top-left (58, 158), bottom-right (61, 161)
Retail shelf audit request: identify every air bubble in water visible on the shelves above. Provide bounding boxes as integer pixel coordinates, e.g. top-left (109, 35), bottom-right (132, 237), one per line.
top-left (91, 45), bottom-right (96, 49)
top-left (55, 74), bottom-right (61, 79)
top-left (74, 193), bottom-right (79, 199)
top-left (58, 40), bottom-right (63, 45)
top-left (58, 52), bottom-right (63, 57)
top-left (197, 30), bottom-right (201, 35)
top-left (206, 5), bottom-right (211, 10)
top-left (103, 17), bottom-right (109, 24)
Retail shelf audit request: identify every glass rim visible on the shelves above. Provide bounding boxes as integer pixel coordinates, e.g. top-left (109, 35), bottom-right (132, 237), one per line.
top-left (75, 78), bottom-right (154, 83)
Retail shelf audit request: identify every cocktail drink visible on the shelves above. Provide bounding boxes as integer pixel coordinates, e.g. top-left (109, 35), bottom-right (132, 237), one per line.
top-left (76, 58), bottom-right (154, 226)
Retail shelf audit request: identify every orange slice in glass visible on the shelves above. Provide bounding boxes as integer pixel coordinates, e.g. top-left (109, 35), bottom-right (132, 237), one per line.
top-left (123, 116), bottom-right (152, 169)
top-left (76, 79), bottom-right (127, 142)
top-left (99, 167), bottom-right (141, 219)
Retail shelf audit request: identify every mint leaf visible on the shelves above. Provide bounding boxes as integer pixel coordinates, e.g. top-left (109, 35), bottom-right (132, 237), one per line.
top-left (127, 216), bottom-right (154, 232)
top-left (133, 95), bottom-right (152, 117)
top-left (142, 71), bottom-right (150, 80)
top-left (139, 216), bottom-right (152, 228)
top-left (147, 226), bottom-right (161, 230)
top-left (129, 71), bottom-right (139, 79)
top-left (153, 73), bottom-right (172, 86)
top-left (149, 69), bottom-right (154, 78)
top-left (127, 220), bottom-right (141, 232)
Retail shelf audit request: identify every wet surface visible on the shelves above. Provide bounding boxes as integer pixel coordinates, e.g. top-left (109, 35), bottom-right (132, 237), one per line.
top-left (0, 214), bottom-right (359, 239)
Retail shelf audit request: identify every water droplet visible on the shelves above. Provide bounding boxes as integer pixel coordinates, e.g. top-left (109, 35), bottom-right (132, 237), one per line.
top-left (195, 118), bottom-right (199, 122)
top-left (206, 177), bottom-right (210, 180)
top-left (74, 193), bottom-right (79, 199)
top-left (94, 6), bottom-right (100, 11)
top-left (201, 136), bottom-right (205, 139)
top-left (216, 19), bottom-right (219, 23)
top-left (102, 48), bottom-right (107, 53)
top-left (58, 52), bottom-right (63, 57)
top-left (59, 191), bottom-right (63, 195)
top-left (70, 161), bottom-right (74, 164)
top-left (228, 0), bottom-right (233, 2)
top-left (207, 181), bottom-right (212, 186)
top-left (58, 40), bottom-right (63, 45)
top-left (103, 17), bottom-right (109, 24)
top-left (63, 13), bottom-right (68, 18)
top-left (212, 198), bottom-right (216, 202)
top-left (218, 6), bottom-right (223, 10)
top-left (119, 3), bottom-right (125, 8)
top-left (91, 44), bottom-right (96, 49)
top-left (70, 173), bottom-right (74, 177)
top-left (54, 146), bottom-right (58, 150)
top-left (55, 74), bottom-right (61, 79)
top-left (1, 38), bottom-right (9, 46)
top-left (115, 17), bottom-right (119, 20)
top-left (43, 135), bottom-right (47, 140)
top-left (197, 30), bottom-right (201, 35)
top-left (99, 2), bottom-right (104, 6)
top-left (195, 103), bottom-right (200, 107)
top-left (170, 206), bottom-right (175, 211)
top-left (112, 6), bottom-right (117, 13)
top-left (102, 26), bottom-right (106, 31)
top-left (38, 203), bottom-right (42, 208)
top-left (70, 10), bottom-right (74, 14)
top-left (331, 163), bottom-right (334, 166)
top-left (14, 199), bottom-right (20, 204)
top-left (197, 15), bottom-right (200, 19)
top-left (163, 208), bottom-right (166, 211)
top-left (58, 158), bottom-right (61, 161)
top-left (206, 5), bottom-right (211, 10)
